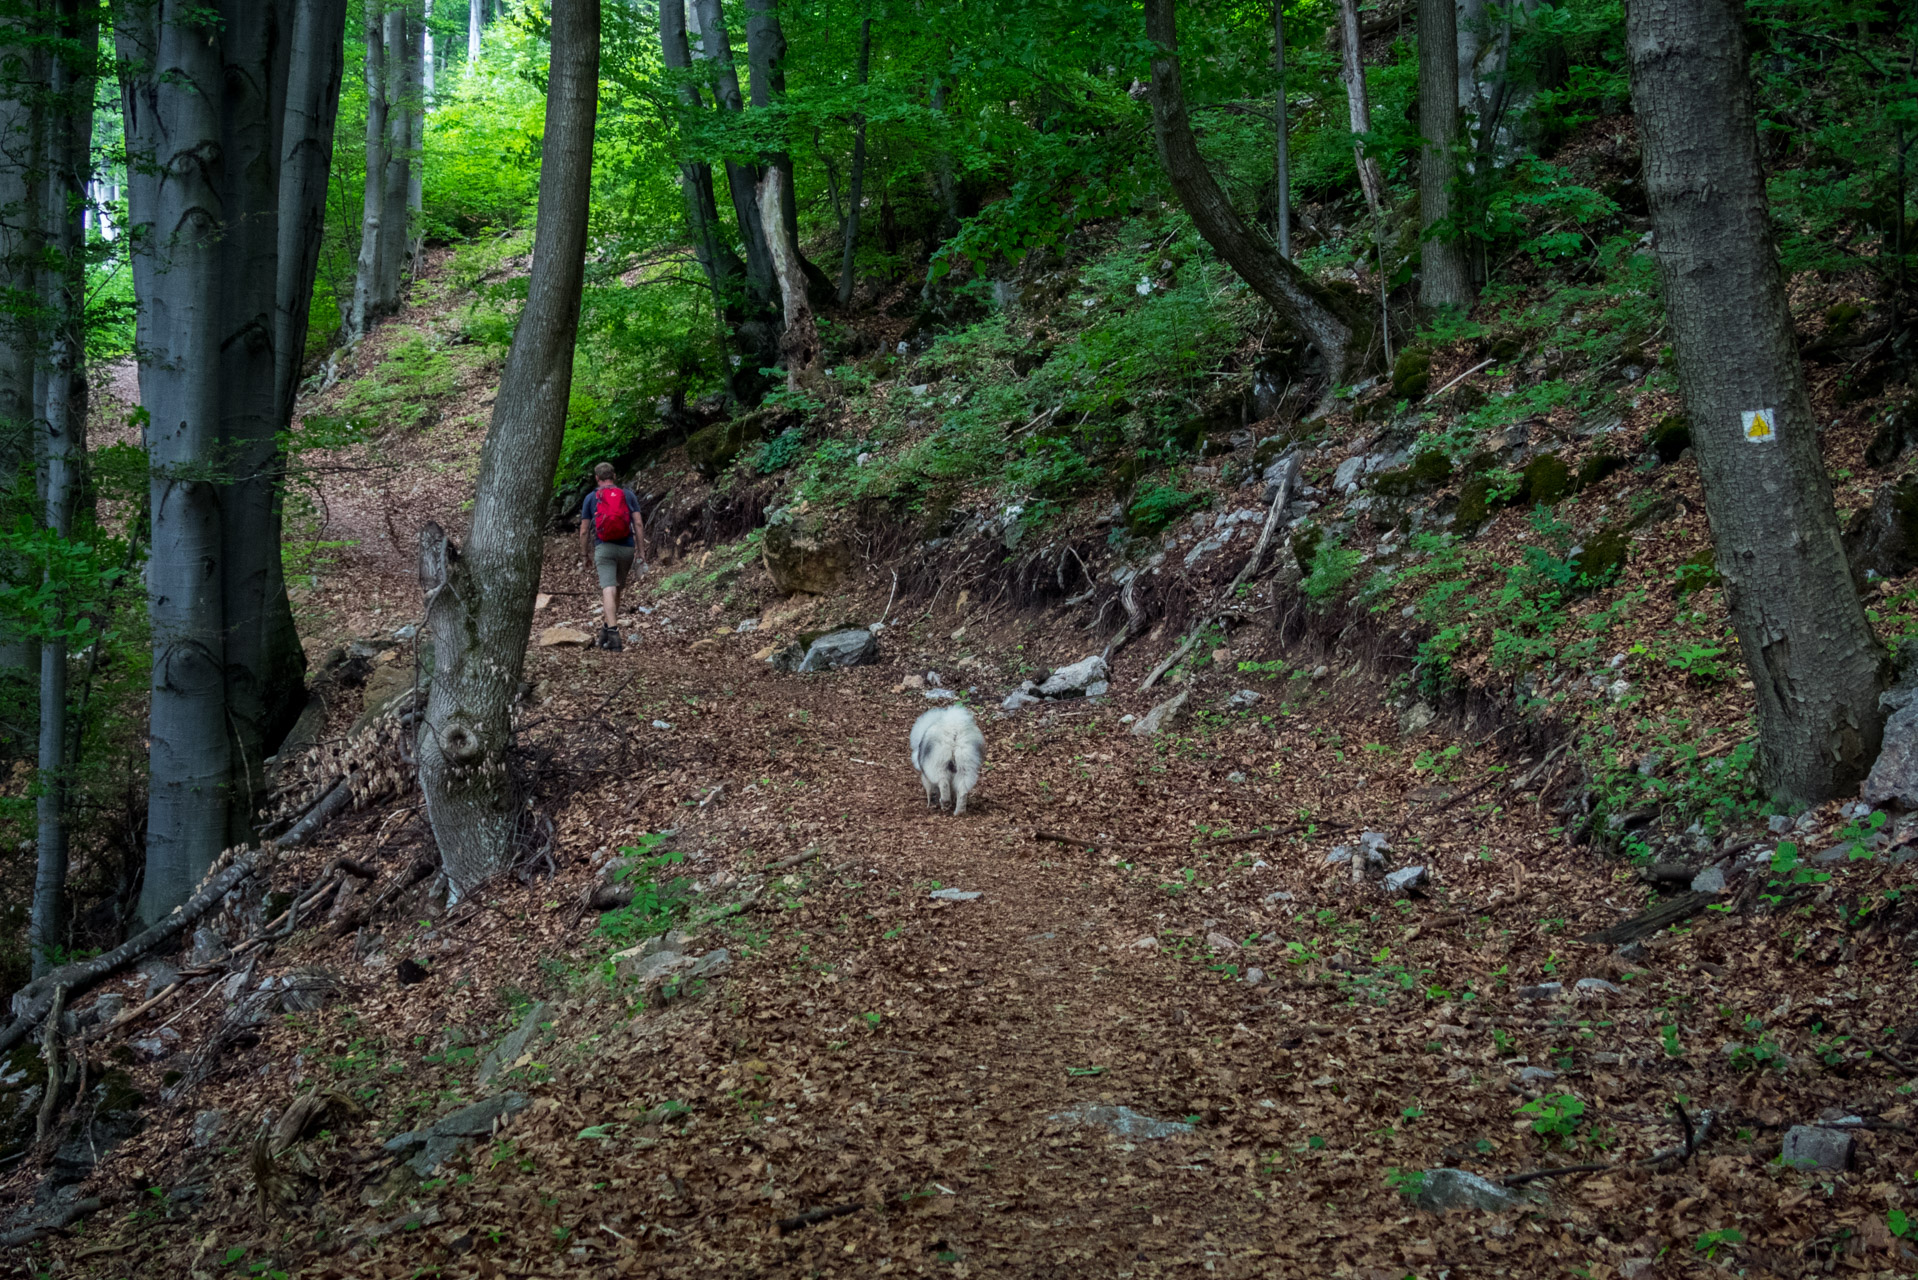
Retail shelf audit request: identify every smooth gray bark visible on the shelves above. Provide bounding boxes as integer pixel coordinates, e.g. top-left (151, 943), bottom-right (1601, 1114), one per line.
top-left (743, 0), bottom-right (798, 255)
top-left (1335, 0), bottom-right (1384, 216)
top-left (32, 0), bottom-right (93, 976)
top-left (660, 0), bottom-right (746, 310)
top-left (468, 0), bottom-right (481, 64)
top-left (120, 0), bottom-right (235, 923)
top-left (276, 0), bottom-right (349, 419)
top-left (418, 0), bottom-right (598, 895)
top-left (0, 11), bottom-right (44, 480)
top-left (1142, 0), bottom-right (1365, 396)
top-left (929, 69), bottom-right (959, 239)
top-left (757, 168), bottom-right (818, 387)
top-left (1628, 0), bottom-right (1886, 801)
top-left (1417, 0), bottom-right (1472, 308)
top-left (375, 4), bottom-right (419, 307)
top-left (1271, 1), bottom-right (1290, 258)
top-left (350, 3), bottom-right (389, 337)
top-left (836, 14), bottom-right (871, 303)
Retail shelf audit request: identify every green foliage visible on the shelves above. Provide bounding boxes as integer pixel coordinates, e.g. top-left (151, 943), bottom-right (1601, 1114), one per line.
top-left (1300, 532), bottom-right (1361, 602)
top-left (1517, 1091), bottom-right (1587, 1145)
top-left (1127, 483), bottom-right (1205, 535)
top-left (596, 836), bottom-right (692, 950)
top-left (335, 331), bottom-right (459, 431)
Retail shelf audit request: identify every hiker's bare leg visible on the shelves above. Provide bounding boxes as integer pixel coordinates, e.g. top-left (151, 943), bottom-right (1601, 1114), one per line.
top-left (601, 585), bottom-right (618, 629)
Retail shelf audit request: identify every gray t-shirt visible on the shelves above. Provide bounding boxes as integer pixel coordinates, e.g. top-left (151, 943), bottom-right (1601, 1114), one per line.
top-left (581, 486), bottom-right (641, 547)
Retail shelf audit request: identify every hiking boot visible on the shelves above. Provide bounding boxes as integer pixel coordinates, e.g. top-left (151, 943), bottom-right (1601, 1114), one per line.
top-left (600, 626), bottom-right (623, 652)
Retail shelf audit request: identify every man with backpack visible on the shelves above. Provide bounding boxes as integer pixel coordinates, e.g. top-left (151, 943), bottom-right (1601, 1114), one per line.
top-left (579, 463), bottom-right (648, 651)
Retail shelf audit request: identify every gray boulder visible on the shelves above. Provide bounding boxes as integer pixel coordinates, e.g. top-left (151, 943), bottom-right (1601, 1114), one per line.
top-left (1334, 456), bottom-right (1365, 492)
top-left (192, 1110), bottom-right (227, 1148)
top-left (1001, 690), bottom-right (1041, 712)
top-left (187, 925), bottom-right (230, 969)
top-left (797, 628), bottom-right (878, 673)
top-left (141, 961), bottom-right (182, 1000)
top-left (1865, 695), bottom-right (1918, 808)
top-left (1048, 1103), bottom-right (1194, 1141)
top-left (1037, 655), bottom-right (1109, 698)
top-left (1262, 452), bottom-right (1301, 506)
top-left (929, 888), bottom-right (983, 901)
top-left (1224, 689), bottom-right (1262, 711)
top-left (1690, 865), bottom-right (1727, 894)
top-left (1780, 1125), bottom-right (1854, 1171)
top-left (1383, 865), bottom-right (1429, 895)
top-left (1408, 1168), bottom-right (1535, 1214)
top-left (384, 1094), bottom-right (531, 1176)
top-left (478, 1002), bottom-right (549, 1085)
top-left (1129, 689), bottom-right (1191, 737)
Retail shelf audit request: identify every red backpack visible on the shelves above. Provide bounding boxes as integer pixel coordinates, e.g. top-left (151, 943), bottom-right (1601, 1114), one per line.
top-left (593, 486), bottom-right (632, 542)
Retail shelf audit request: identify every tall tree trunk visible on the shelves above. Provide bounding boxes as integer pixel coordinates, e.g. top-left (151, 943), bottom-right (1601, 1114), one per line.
top-left (743, 0), bottom-right (797, 253)
top-left (1627, 0), bottom-right (1886, 801)
top-left (1142, 0), bottom-right (1365, 398)
top-left (0, 9), bottom-right (42, 468)
top-left (406, 3), bottom-right (426, 267)
top-left (1272, 0), bottom-right (1290, 258)
top-left (1417, 0), bottom-right (1472, 307)
top-left (119, 1), bottom-right (235, 923)
top-left (375, 3), bottom-right (418, 310)
top-left (837, 13), bottom-right (871, 303)
top-left (32, 0), bottom-right (94, 976)
top-left (417, 0), bottom-right (599, 896)
top-left (468, 0), bottom-right (480, 65)
top-left (215, 2), bottom-right (297, 849)
top-left (277, 0), bottom-right (349, 418)
top-left (929, 69), bottom-right (959, 239)
top-left (690, 0), bottom-right (776, 311)
top-left (350, 2), bottom-right (390, 338)
top-left (422, 0), bottom-right (435, 98)
top-left (659, 0), bottom-right (746, 312)
top-left (757, 168), bottom-right (818, 388)
top-left (1335, 0), bottom-right (1384, 216)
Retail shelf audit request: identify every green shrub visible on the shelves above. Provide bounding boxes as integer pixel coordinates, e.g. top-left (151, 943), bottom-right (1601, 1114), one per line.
top-left (1573, 525), bottom-right (1631, 584)
top-left (1127, 483), bottom-right (1205, 535)
top-left (1674, 546), bottom-right (1720, 598)
top-left (1301, 533), bottom-right (1361, 601)
top-left (756, 428), bottom-right (807, 474)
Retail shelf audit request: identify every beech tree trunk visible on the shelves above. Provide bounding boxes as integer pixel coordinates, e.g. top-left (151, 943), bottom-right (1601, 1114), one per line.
top-left (418, 0), bottom-right (599, 896)
top-left (1143, 0), bottom-right (1366, 396)
top-left (691, 0), bottom-right (776, 310)
top-left (350, 4), bottom-right (390, 338)
top-left (277, 0), bottom-right (349, 419)
top-left (1335, 0), bottom-right (1385, 216)
top-left (1627, 0), bottom-right (1886, 801)
top-left (468, 0), bottom-right (480, 64)
top-left (837, 14), bottom-right (872, 303)
top-left (1417, 0), bottom-right (1472, 307)
top-left (660, 0), bottom-right (747, 310)
top-left (120, 1), bottom-right (236, 923)
top-left (31, 0), bottom-right (94, 976)
top-left (758, 168), bottom-right (819, 387)
top-left (376, 3), bottom-right (419, 306)
top-left (930, 69), bottom-right (960, 240)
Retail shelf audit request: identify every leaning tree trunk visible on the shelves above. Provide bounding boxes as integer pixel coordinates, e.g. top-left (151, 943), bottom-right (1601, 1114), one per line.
top-left (1627, 0), bottom-right (1886, 801)
top-left (350, 1), bottom-right (390, 338)
top-left (757, 169), bottom-right (819, 388)
top-left (1417, 0), bottom-right (1473, 308)
top-left (660, 0), bottom-right (747, 314)
top-left (418, 0), bottom-right (599, 896)
top-left (119, 1), bottom-right (236, 924)
top-left (1143, 0), bottom-right (1366, 397)
top-left (31, 0), bottom-right (94, 976)
top-left (217, 2), bottom-right (299, 848)
top-left (1335, 0), bottom-right (1385, 216)
top-left (836, 13), bottom-right (872, 304)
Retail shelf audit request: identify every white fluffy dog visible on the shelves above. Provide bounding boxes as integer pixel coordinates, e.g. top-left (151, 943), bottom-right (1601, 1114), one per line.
top-left (910, 705), bottom-right (985, 815)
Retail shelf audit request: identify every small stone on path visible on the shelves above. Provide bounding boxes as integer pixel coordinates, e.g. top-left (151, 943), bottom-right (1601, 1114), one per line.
top-left (929, 888), bottom-right (983, 901)
top-left (1048, 1103), bottom-right (1194, 1141)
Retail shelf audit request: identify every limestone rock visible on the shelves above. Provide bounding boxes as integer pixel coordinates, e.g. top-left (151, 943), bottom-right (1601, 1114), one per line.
top-left (1048, 1103), bottom-right (1194, 1141)
top-left (478, 1002), bottom-right (550, 1085)
top-left (1129, 689), bottom-right (1191, 737)
top-left (1037, 655), bottom-right (1108, 698)
top-left (762, 507), bottom-right (851, 595)
top-left (538, 627), bottom-right (593, 647)
top-left (796, 628), bottom-right (879, 673)
top-left (1383, 865), bottom-right (1429, 895)
top-left (1408, 1167), bottom-right (1534, 1213)
top-left (383, 1093), bottom-right (531, 1176)
top-left (1864, 697), bottom-right (1918, 809)
top-left (1780, 1125), bottom-right (1854, 1171)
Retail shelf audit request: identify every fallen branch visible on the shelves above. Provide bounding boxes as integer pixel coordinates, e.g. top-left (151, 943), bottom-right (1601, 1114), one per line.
top-left (1425, 356), bottom-right (1498, 401)
top-left (1499, 1106), bottom-right (1713, 1188)
top-left (1574, 890), bottom-right (1716, 946)
top-left (776, 1202), bottom-right (863, 1234)
top-left (274, 780), bottom-right (351, 849)
top-left (0, 849), bottom-right (264, 1056)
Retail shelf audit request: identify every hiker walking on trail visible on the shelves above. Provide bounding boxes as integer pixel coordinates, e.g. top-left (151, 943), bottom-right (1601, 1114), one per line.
top-left (579, 463), bottom-right (647, 651)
